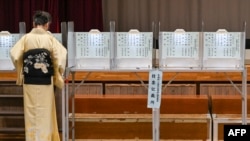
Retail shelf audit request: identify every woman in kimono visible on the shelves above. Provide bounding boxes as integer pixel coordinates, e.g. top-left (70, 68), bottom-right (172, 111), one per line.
top-left (10, 11), bottom-right (67, 141)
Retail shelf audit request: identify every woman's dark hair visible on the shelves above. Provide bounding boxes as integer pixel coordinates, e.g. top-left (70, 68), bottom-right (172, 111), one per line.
top-left (33, 11), bottom-right (52, 26)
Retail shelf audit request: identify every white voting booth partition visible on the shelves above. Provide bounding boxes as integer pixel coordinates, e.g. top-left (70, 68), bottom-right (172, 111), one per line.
top-left (67, 23), bottom-right (153, 71)
top-left (203, 29), bottom-right (245, 70)
top-left (159, 29), bottom-right (202, 70)
top-left (158, 24), bottom-right (247, 140)
top-left (67, 22), bottom-right (112, 70)
top-left (114, 29), bottom-right (153, 70)
top-left (68, 30), bottom-right (111, 69)
top-left (0, 22), bottom-right (26, 71)
top-left (66, 21), bottom-right (155, 141)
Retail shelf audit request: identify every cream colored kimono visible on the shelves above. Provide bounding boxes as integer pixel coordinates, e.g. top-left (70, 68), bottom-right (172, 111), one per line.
top-left (10, 28), bottom-right (67, 141)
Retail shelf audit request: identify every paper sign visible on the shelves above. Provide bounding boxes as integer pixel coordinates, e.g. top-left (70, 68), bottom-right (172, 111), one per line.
top-left (147, 70), bottom-right (163, 108)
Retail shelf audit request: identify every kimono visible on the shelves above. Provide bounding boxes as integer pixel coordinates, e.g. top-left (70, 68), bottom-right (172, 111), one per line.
top-left (10, 28), bottom-right (67, 141)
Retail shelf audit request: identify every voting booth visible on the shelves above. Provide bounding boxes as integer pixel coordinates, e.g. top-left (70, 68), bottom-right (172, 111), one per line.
top-left (67, 22), bottom-right (153, 70)
top-left (202, 28), bottom-right (247, 141)
top-left (158, 28), bottom-right (245, 71)
top-left (203, 29), bottom-right (245, 70)
top-left (158, 26), bottom-right (247, 141)
top-left (66, 21), bottom-right (155, 141)
top-left (67, 22), bottom-right (111, 70)
top-left (114, 29), bottom-right (153, 70)
top-left (0, 22), bottom-right (66, 71)
top-left (0, 22), bottom-right (26, 70)
top-left (159, 29), bottom-right (202, 70)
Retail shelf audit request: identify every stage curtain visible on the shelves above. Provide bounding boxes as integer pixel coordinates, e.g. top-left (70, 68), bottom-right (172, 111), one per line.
top-left (0, 0), bottom-right (60, 33)
top-left (0, 0), bottom-right (103, 33)
top-left (61, 0), bottom-right (103, 31)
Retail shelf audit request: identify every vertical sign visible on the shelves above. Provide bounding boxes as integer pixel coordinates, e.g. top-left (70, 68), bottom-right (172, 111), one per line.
top-left (147, 70), bottom-right (163, 108)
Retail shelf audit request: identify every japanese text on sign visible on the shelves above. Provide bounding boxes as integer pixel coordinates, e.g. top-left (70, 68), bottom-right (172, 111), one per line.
top-left (147, 70), bottom-right (163, 108)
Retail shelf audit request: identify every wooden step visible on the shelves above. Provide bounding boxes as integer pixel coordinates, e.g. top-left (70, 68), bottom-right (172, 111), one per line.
top-left (1, 70), bottom-right (249, 81)
top-left (211, 95), bottom-right (250, 114)
top-left (69, 95), bottom-right (210, 140)
top-left (69, 139), bottom-right (205, 141)
top-left (0, 111), bottom-right (24, 116)
top-left (0, 133), bottom-right (25, 141)
top-left (0, 95), bottom-right (23, 98)
top-left (71, 94), bottom-right (209, 114)
top-left (213, 114), bottom-right (250, 140)
top-left (69, 113), bottom-right (210, 123)
top-left (71, 117), bottom-right (210, 140)
top-left (0, 128), bottom-right (24, 133)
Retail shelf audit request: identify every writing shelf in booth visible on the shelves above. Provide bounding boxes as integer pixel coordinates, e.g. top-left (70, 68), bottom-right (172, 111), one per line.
top-left (114, 29), bottom-right (153, 70)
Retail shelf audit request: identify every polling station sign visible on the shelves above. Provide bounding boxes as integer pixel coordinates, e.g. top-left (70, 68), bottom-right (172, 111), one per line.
top-left (224, 125), bottom-right (250, 141)
top-left (147, 70), bottom-right (162, 109)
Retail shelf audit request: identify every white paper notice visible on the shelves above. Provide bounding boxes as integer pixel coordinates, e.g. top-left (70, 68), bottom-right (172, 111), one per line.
top-left (116, 32), bottom-right (153, 59)
top-left (75, 32), bottom-right (110, 58)
top-left (147, 70), bottom-right (163, 108)
top-left (161, 32), bottom-right (200, 59)
top-left (203, 32), bottom-right (241, 59)
top-left (0, 34), bottom-right (19, 59)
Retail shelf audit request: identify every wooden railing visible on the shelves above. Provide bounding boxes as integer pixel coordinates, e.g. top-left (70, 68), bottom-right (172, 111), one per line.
top-left (1, 65), bottom-right (250, 82)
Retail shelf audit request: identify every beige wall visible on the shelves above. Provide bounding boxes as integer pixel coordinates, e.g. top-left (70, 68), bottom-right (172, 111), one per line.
top-left (103, 0), bottom-right (250, 38)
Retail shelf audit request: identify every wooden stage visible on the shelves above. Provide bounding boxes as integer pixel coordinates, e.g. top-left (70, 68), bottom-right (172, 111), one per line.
top-left (0, 67), bottom-right (249, 140)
